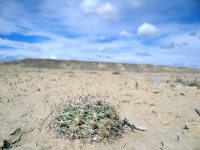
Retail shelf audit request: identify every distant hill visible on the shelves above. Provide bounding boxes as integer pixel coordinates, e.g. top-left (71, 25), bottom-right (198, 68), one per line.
top-left (3, 58), bottom-right (200, 73)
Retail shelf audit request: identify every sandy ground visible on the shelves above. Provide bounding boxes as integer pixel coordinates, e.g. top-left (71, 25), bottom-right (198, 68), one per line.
top-left (0, 65), bottom-right (200, 150)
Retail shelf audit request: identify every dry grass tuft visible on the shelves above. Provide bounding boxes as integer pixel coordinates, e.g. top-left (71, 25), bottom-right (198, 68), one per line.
top-left (176, 75), bottom-right (200, 89)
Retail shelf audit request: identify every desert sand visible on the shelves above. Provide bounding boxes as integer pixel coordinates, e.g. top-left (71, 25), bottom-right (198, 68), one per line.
top-left (0, 60), bottom-right (200, 150)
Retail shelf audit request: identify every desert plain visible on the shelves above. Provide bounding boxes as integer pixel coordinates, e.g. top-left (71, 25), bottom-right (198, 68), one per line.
top-left (0, 59), bottom-right (200, 150)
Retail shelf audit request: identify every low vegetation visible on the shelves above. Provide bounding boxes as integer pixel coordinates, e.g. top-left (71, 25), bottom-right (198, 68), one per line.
top-left (47, 95), bottom-right (123, 143)
top-left (176, 75), bottom-right (200, 89)
top-left (112, 71), bottom-right (120, 75)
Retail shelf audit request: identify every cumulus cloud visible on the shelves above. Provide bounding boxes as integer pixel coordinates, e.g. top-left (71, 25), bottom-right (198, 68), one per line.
top-left (80, 1), bottom-right (117, 20)
top-left (50, 55), bottom-right (56, 59)
top-left (79, 0), bottom-right (100, 14)
top-left (137, 23), bottom-right (159, 38)
top-left (119, 30), bottom-right (132, 37)
top-left (97, 3), bottom-right (118, 20)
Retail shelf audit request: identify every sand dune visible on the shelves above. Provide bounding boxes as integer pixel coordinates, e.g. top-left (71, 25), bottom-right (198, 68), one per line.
top-left (0, 60), bottom-right (200, 149)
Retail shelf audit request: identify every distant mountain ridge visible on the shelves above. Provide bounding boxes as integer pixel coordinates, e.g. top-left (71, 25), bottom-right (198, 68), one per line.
top-left (0, 55), bottom-right (26, 63)
top-left (2, 58), bottom-right (200, 73)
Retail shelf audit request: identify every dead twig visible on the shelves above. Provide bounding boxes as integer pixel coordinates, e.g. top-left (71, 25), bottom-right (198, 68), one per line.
top-left (176, 135), bottom-right (179, 142)
top-left (120, 118), bottom-right (147, 131)
top-left (43, 110), bottom-right (55, 123)
top-left (195, 108), bottom-right (200, 116)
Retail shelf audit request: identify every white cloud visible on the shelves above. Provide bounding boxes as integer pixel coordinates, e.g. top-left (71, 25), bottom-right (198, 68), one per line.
top-left (126, 0), bottom-right (141, 8)
top-left (0, 1), bottom-right (36, 35)
top-left (0, 38), bottom-right (25, 48)
top-left (50, 55), bottom-right (56, 59)
top-left (0, 17), bottom-right (19, 35)
top-left (97, 3), bottom-right (118, 20)
top-left (119, 30), bottom-right (132, 37)
top-left (97, 46), bottom-right (115, 52)
top-left (97, 47), bottom-right (107, 52)
top-left (80, 1), bottom-right (118, 21)
top-left (99, 35), bottom-right (106, 40)
top-left (79, 0), bottom-right (100, 14)
top-left (137, 23), bottom-right (159, 38)
top-left (28, 45), bottom-right (42, 51)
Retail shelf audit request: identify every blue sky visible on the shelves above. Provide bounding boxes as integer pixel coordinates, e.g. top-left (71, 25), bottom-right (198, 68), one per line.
top-left (0, 0), bottom-right (200, 68)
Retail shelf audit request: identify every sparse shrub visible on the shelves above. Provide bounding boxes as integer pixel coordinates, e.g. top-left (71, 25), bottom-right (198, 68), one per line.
top-left (48, 95), bottom-right (123, 143)
top-left (176, 75), bottom-right (200, 89)
top-left (71, 66), bottom-right (77, 70)
top-left (112, 71), bottom-right (120, 75)
top-left (69, 74), bottom-right (76, 78)
top-left (66, 71), bottom-right (74, 73)
top-left (88, 72), bottom-right (97, 74)
top-left (150, 76), bottom-right (161, 85)
top-left (186, 78), bottom-right (200, 88)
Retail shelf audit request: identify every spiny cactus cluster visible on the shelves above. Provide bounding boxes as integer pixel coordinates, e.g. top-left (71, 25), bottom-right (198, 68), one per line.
top-left (48, 95), bottom-right (123, 143)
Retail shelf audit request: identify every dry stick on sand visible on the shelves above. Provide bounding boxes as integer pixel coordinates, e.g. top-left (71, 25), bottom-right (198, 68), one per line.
top-left (195, 108), bottom-right (200, 116)
top-left (43, 110), bottom-right (55, 123)
top-left (120, 118), bottom-right (147, 131)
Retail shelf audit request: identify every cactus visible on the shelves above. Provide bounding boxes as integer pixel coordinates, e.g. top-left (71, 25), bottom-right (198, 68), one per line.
top-left (48, 95), bottom-right (123, 143)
